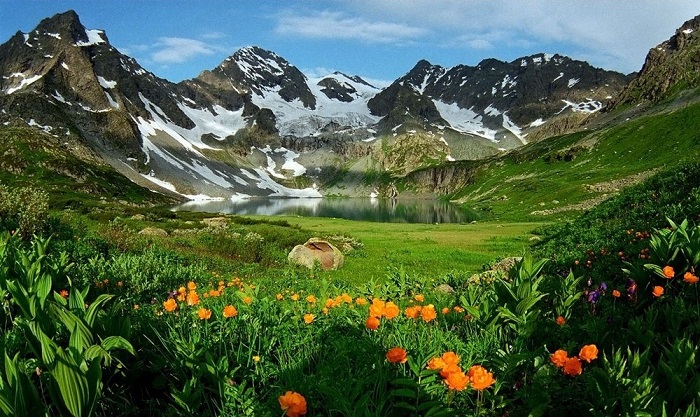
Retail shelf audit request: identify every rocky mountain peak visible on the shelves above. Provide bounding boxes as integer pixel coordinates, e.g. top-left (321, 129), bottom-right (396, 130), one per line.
top-left (609, 13), bottom-right (700, 108)
top-left (215, 46), bottom-right (316, 108)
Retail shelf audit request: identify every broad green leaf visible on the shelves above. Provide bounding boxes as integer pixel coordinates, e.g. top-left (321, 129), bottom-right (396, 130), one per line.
top-left (52, 348), bottom-right (89, 417)
top-left (100, 336), bottom-right (135, 356)
top-left (84, 294), bottom-right (114, 327)
top-left (36, 273), bottom-right (51, 308)
top-left (28, 321), bottom-right (57, 367)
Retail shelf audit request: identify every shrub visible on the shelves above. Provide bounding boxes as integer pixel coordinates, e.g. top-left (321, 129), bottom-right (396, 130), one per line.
top-left (0, 184), bottom-right (50, 238)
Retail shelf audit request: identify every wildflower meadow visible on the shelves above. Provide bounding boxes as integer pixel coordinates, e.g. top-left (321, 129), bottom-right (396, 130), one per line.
top-left (2, 163), bottom-right (700, 416)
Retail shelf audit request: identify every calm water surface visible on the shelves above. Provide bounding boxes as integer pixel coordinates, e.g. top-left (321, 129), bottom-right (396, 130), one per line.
top-left (173, 198), bottom-right (479, 224)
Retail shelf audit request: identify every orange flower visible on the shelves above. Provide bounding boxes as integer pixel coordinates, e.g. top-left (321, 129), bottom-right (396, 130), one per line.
top-left (222, 305), bottom-right (238, 318)
top-left (556, 316), bottom-right (566, 326)
top-left (197, 308), bottom-right (212, 320)
top-left (383, 301), bottom-right (400, 319)
top-left (291, 293), bottom-right (300, 301)
top-left (440, 363), bottom-right (462, 378)
top-left (404, 305), bottom-right (422, 319)
top-left (453, 306), bottom-right (465, 313)
top-left (684, 272), bottom-right (699, 284)
top-left (550, 349), bottom-right (568, 367)
top-left (441, 351), bottom-right (460, 366)
top-left (421, 304), bottom-right (437, 322)
top-left (467, 365), bottom-right (495, 390)
top-left (59, 289), bottom-right (69, 299)
top-left (369, 299), bottom-right (385, 318)
top-left (355, 297), bottom-right (367, 306)
top-left (303, 313), bottom-right (315, 324)
top-left (445, 371), bottom-right (470, 391)
top-left (663, 266), bottom-right (675, 279)
top-left (306, 295), bottom-right (317, 303)
top-left (187, 281), bottom-right (197, 291)
top-left (427, 356), bottom-right (446, 370)
top-left (243, 296), bottom-right (252, 305)
top-left (322, 307), bottom-right (329, 315)
top-left (562, 357), bottom-right (582, 376)
top-left (278, 391), bottom-right (307, 417)
top-left (386, 347), bottom-right (408, 364)
top-left (652, 285), bottom-right (664, 297)
top-left (612, 289), bottom-right (621, 298)
top-left (441, 307), bottom-right (450, 314)
top-left (341, 293), bottom-right (352, 304)
top-left (163, 298), bottom-right (177, 312)
top-left (186, 291), bottom-right (200, 306)
top-left (276, 293), bottom-right (284, 301)
top-left (365, 316), bottom-right (380, 330)
top-left (414, 294), bottom-right (424, 303)
top-left (208, 289), bottom-right (220, 297)
top-left (579, 344), bottom-right (598, 363)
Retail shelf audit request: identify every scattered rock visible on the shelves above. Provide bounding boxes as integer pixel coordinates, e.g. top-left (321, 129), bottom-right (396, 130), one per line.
top-left (138, 227), bottom-right (168, 237)
top-left (468, 257), bottom-right (523, 284)
top-left (288, 238), bottom-right (344, 270)
top-left (202, 217), bottom-right (228, 228)
top-left (435, 283), bottom-right (455, 294)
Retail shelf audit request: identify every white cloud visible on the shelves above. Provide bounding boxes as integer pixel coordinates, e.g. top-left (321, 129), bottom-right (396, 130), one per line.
top-left (275, 10), bottom-right (428, 44)
top-left (339, 0), bottom-right (700, 73)
top-left (151, 37), bottom-right (217, 64)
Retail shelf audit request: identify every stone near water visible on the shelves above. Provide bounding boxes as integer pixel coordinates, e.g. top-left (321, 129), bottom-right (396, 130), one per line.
top-left (288, 238), bottom-right (344, 270)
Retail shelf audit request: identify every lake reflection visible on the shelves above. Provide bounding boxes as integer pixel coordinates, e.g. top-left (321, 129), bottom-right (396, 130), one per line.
top-left (173, 198), bottom-right (478, 224)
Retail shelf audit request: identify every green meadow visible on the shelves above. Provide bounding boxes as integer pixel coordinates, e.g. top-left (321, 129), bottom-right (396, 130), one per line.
top-left (2, 100), bottom-right (700, 416)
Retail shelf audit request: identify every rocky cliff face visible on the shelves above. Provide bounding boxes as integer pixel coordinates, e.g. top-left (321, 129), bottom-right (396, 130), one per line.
top-left (609, 15), bottom-right (700, 108)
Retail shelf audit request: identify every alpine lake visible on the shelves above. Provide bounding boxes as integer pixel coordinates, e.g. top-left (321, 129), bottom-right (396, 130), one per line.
top-left (173, 197), bottom-right (480, 224)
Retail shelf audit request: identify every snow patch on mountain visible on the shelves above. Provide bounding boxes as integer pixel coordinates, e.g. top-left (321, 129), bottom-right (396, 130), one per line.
top-left (5, 73), bottom-right (42, 94)
top-left (529, 118), bottom-right (546, 127)
top-left (240, 168), bottom-right (321, 197)
top-left (560, 99), bottom-right (602, 113)
top-left (75, 29), bottom-right (106, 47)
top-left (97, 76), bottom-right (116, 89)
top-left (433, 100), bottom-right (497, 141)
top-left (251, 71), bottom-right (380, 137)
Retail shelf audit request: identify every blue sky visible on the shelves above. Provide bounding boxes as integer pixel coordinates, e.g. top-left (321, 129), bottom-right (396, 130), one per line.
top-left (2, 1), bottom-right (700, 85)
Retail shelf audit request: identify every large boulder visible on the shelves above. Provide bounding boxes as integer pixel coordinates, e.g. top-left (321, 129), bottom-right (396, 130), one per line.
top-left (288, 238), bottom-right (344, 270)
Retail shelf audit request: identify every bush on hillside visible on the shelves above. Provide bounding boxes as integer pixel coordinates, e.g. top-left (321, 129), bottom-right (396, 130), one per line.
top-left (0, 184), bottom-right (50, 238)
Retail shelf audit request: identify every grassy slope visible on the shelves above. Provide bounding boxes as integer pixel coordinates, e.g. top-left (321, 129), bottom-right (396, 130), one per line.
top-left (0, 126), bottom-right (175, 209)
top-left (446, 101), bottom-right (700, 221)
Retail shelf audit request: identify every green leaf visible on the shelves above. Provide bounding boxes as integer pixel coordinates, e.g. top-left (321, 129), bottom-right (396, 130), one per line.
top-left (390, 388), bottom-right (417, 399)
top-left (84, 294), bottom-right (114, 327)
top-left (101, 336), bottom-right (135, 356)
top-left (49, 304), bottom-right (94, 349)
top-left (52, 348), bottom-right (90, 417)
top-left (36, 273), bottom-right (51, 309)
top-left (28, 321), bottom-right (57, 367)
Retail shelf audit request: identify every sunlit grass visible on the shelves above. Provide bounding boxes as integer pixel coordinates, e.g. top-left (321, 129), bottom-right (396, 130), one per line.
top-left (251, 216), bottom-right (545, 285)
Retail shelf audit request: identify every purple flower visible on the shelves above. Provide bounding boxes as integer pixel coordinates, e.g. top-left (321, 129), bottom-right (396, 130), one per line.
top-left (600, 282), bottom-right (608, 291)
top-left (587, 289), bottom-right (600, 303)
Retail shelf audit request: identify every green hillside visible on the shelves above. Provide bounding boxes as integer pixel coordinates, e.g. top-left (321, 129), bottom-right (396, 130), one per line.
top-left (437, 101), bottom-right (700, 221)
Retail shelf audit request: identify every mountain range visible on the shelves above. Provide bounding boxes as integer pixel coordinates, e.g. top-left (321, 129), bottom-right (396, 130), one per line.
top-left (0, 10), bottom-right (695, 201)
